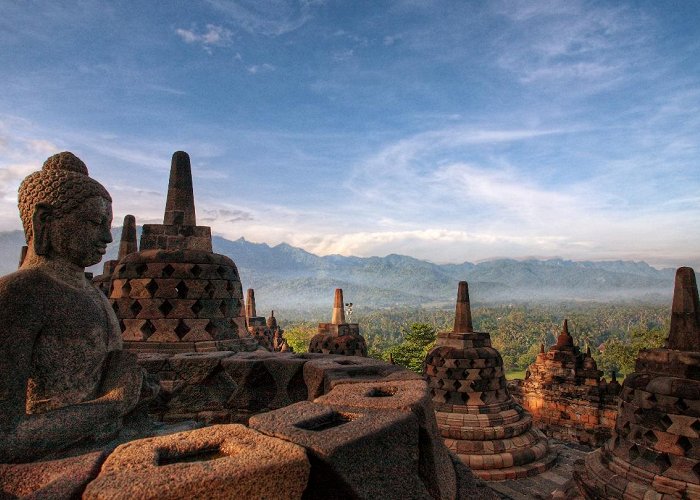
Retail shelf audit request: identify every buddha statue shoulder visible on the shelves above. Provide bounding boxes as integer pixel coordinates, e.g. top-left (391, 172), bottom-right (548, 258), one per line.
top-left (0, 152), bottom-right (145, 463)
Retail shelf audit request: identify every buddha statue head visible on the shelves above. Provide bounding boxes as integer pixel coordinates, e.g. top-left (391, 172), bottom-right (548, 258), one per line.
top-left (18, 151), bottom-right (113, 270)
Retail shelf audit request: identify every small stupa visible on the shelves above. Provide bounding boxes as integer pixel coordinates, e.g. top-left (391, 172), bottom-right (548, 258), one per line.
top-left (574, 267), bottom-right (700, 498)
top-left (109, 151), bottom-right (258, 353)
top-left (424, 281), bottom-right (556, 480)
top-left (510, 319), bottom-right (620, 447)
top-left (308, 288), bottom-right (367, 356)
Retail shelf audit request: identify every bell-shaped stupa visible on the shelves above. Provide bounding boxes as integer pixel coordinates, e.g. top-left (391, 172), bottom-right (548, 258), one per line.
top-left (424, 281), bottom-right (556, 480)
top-left (308, 288), bottom-right (367, 356)
top-left (574, 267), bottom-right (700, 498)
top-left (109, 151), bottom-right (258, 353)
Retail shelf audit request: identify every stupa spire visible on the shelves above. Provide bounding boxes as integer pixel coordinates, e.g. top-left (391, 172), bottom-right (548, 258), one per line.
top-left (666, 267), bottom-right (700, 351)
top-left (164, 151), bottom-right (196, 226)
top-left (555, 319), bottom-right (574, 348)
top-left (331, 288), bottom-right (345, 324)
top-left (118, 215), bottom-right (137, 260)
top-left (246, 288), bottom-right (257, 319)
top-left (453, 281), bottom-right (473, 333)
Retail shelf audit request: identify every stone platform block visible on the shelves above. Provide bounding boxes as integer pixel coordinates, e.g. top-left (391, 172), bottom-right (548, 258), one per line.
top-left (249, 400), bottom-right (433, 499)
top-left (83, 424), bottom-right (309, 500)
top-left (303, 356), bottom-right (422, 399)
top-left (0, 450), bottom-right (106, 499)
top-left (315, 379), bottom-right (458, 500)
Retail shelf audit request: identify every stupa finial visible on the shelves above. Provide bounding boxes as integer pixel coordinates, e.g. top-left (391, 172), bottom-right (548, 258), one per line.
top-left (331, 288), bottom-right (346, 324)
top-left (164, 151), bottom-right (196, 226)
top-left (666, 267), bottom-right (700, 351)
top-left (453, 281), bottom-right (474, 333)
top-left (118, 215), bottom-right (137, 260)
top-left (246, 288), bottom-right (256, 319)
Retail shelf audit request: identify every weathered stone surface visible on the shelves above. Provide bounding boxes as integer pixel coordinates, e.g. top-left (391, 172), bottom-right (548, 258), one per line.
top-left (94, 214), bottom-right (138, 295)
top-left (308, 288), bottom-right (368, 357)
top-left (303, 355), bottom-right (421, 399)
top-left (0, 152), bottom-right (147, 463)
top-left (83, 424), bottom-right (310, 500)
top-left (316, 379), bottom-right (458, 500)
top-left (250, 400), bottom-right (434, 499)
top-left (509, 319), bottom-right (620, 447)
top-left (574, 267), bottom-right (700, 498)
top-left (0, 450), bottom-right (106, 499)
top-left (424, 281), bottom-right (555, 480)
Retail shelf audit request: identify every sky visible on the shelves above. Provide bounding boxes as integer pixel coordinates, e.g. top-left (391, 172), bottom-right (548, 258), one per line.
top-left (0, 0), bottom-right (699, 268)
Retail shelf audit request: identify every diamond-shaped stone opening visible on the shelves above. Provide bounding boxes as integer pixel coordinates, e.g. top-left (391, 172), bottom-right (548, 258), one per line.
top-left (140, 320), bottom-right (156, 337)
top-left (121, 281), bottom-right (132, 295)
top-left (677, 436), bottom-right (692, 453)
top-left (174, 320), bottom-right (191, 339)
top-left (676, 398), bottom-right (689, 412)
top-left (145, 279), bottom-right (159, 297)
top-left (159, 300), bottom-right (174, 317)
top-left (112, 302), bottom-right (120, 314)
top-left (130, 300), bottom-right (143, 316)
top-left (191, 300), bottom-right (204, 315)
top-left (190, 264), bottom-right (202, 278)
top-left (460, 392), bottom-right (469, 403)
top-left (645, 430), bottom-right (658, 445)
top-left (135, 263), bottom-right (148, 277)
top-left (176, 281), bottom-right (189, 299)
top-left (205, 282), bottom-right (215, 298)
top-left (647, 393), bottom-right (657, 403)
top-left (162, 264), bottom-right (175, 278)
top-left (119, 320), bottom-right (126, 333)
top-left (118, 265), bottom-right (128, 278)
top-left (444, 368), bottom-right (453, 378)
top-left (628, 444), bottom-right (640, 461)
top-left (219, 300), bottom-right (227, 316)
top-left (654, 452), bottom-right (671, 472)
top-left (660, 414), bottom-right (673, 431)
top-left (205, 321), bottom-right (217, 336)
top-left (691, 419), bottom-right (700, 435)
top-left (216, 265), bottom-right (226, 277)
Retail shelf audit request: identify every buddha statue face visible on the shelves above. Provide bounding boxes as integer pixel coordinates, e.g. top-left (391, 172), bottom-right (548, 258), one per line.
top-left (18, 151), bottom-right (114, 270)
top-left (40, 196), bottom-right (113, 268)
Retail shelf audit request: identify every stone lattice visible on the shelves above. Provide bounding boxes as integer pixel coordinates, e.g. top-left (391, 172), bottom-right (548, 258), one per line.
top-left (573, 267), bottom-right (700, 498)
top-left (108, 152), bottom-right (258, 354)
top-left (424, 281), bottom-right (556, 480)
top-left (509, 319), bottom-right (621, 447)
top-left (308, 288), bottom-right (367, 356)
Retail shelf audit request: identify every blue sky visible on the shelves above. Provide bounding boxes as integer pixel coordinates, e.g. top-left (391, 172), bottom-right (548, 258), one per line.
top-left (1, 0), bottom-right (699, 267)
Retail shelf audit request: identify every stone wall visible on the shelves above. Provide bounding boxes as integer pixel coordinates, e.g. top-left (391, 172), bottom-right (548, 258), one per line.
top-left (509, 381), bottom-right (618, 447)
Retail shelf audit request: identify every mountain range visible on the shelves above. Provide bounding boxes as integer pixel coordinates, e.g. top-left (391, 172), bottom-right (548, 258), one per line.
top-left (0, 228), bottom-right (677, 310)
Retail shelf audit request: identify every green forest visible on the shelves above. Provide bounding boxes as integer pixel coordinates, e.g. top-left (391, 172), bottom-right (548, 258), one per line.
top-left (280, 303), bottom-right (669, 379)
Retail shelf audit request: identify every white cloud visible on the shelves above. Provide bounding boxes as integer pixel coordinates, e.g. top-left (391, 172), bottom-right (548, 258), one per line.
top-left (247, 63), bottom-right (275, 74)
top-left (175, 24), bottom-right (232, 52)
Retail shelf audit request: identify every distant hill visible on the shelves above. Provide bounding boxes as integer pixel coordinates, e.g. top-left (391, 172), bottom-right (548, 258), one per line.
top-left (0, 228), bottom-right (675, 309)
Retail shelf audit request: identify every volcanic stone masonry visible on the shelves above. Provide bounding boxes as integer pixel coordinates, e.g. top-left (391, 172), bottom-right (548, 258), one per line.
top-left (509, 319), bottom-right (621, 447)
top-left (245, 288), bottom-right (292, 352)
top-left (571, 267), bottom-right (700, 499)
top-left (0, 150), bottom-right (495, 500)
top-left (108, 151), bottom-right (259, 354)
top-left (424, 281), bottom-right (556, 480)
top-left (308, 288), bottom-right (368, 356)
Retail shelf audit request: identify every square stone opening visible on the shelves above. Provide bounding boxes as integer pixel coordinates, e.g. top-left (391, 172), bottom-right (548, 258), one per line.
top-left (365, 387), bottom-right (398, 398)
top-left (157, 446), bottom-right (227, 465)
top-left (294, 411), bottom-right (360, 432)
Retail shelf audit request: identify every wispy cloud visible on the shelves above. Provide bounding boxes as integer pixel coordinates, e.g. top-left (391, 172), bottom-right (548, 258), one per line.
top-left (247, 63), bottom-right (275, 74)
top-left (176, 24), bottom-right (233, 52)
top-left (204, 0), bottom-right (323, 36)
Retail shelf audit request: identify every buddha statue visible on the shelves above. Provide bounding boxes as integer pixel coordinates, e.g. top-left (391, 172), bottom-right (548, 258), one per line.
top-left (0, 152), bottom-right (146, 463)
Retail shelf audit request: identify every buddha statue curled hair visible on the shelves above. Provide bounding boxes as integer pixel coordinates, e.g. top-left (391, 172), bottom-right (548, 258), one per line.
top-left (18, 151), bottom-right (111, 242)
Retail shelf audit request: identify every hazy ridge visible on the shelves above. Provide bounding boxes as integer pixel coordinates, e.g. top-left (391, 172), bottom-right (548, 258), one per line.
top-left (0, 229), bottom-right (675, 309)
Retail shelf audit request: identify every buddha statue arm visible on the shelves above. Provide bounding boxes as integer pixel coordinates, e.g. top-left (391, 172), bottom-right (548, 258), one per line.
top-left (0, 276), bottom-right (140, 463)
